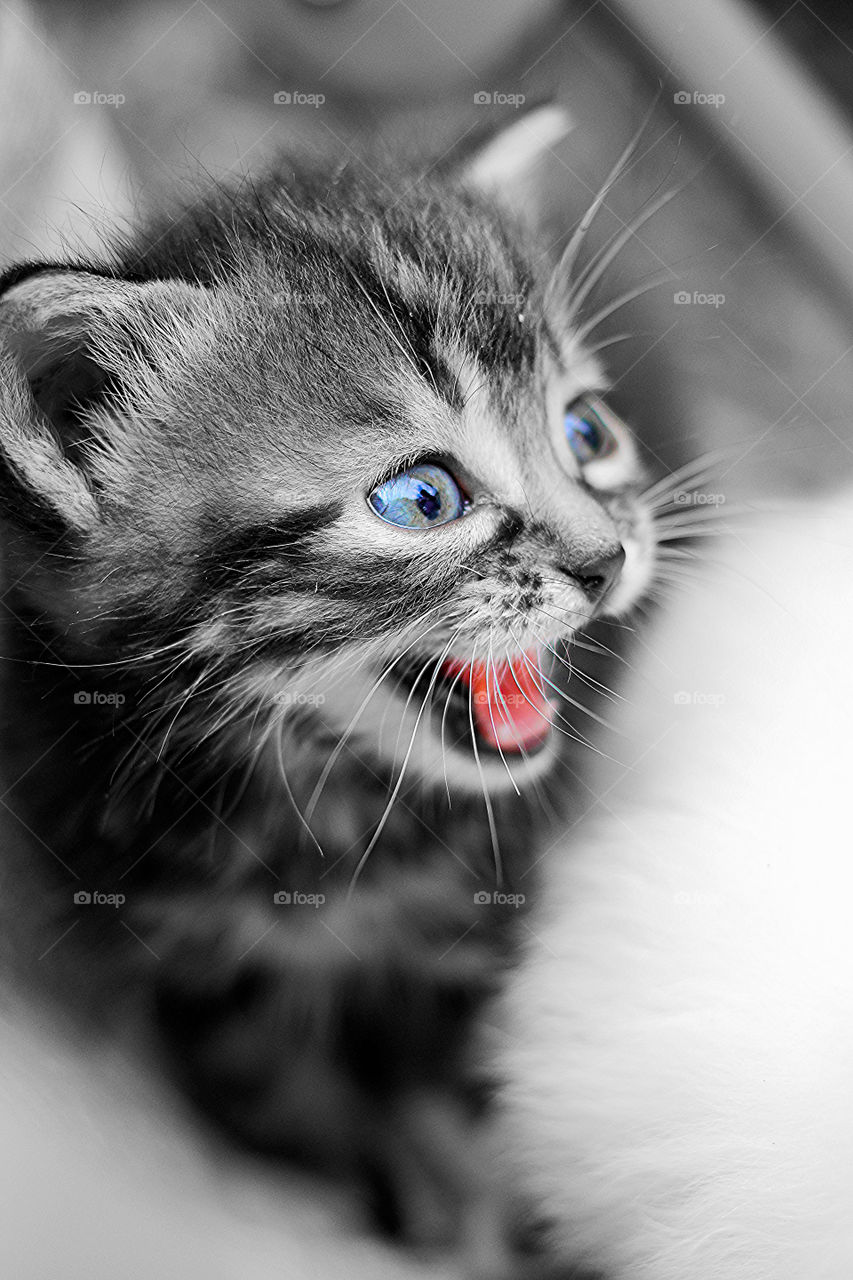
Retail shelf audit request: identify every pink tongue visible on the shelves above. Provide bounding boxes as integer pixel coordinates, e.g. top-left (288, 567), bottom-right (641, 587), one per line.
top-left (442, 651), bottom-right (553, 754)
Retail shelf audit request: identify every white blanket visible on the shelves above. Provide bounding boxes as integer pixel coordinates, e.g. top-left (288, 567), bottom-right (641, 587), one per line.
top-left (499, 493), bottom-right (853, 1279)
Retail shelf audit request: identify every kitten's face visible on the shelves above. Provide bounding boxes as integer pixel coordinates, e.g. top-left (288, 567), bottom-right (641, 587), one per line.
top-left (250, 326), bottom-right (652, 795)
top-left (0, 136), bottom-right (654, 799)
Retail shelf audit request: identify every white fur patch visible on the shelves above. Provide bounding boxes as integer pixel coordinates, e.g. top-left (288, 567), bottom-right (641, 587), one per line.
top-left (497, 492), bottom-right (853, 1278)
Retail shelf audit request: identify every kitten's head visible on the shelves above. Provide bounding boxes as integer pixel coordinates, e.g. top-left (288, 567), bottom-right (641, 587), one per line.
top-left (0, 107), bottom-right (654, 797)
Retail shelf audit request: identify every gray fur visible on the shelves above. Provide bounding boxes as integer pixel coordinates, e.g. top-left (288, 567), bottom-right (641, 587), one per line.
top-left (0, 110), bottom-right (657, 1280)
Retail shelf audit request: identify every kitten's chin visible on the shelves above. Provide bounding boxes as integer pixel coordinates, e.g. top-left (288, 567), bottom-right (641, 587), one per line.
top-left (348, 687), bottom-right (561, 796)
top-left (287, 649), bottom-right (562, 797)
top-left (396, 731), bottom-right (560, 795)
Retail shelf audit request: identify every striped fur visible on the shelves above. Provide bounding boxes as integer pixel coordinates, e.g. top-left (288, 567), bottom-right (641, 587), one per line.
top-left (0, 113), bottom-right (661, 1279)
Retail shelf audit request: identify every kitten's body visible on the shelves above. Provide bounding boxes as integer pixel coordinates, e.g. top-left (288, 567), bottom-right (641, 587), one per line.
top-left (0, 112), bottom-right (656, 1277)
top-left (4, 489), bottom-right (851, 1277)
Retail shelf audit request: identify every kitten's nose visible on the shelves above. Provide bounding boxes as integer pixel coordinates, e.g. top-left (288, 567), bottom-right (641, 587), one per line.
top-left (562, 543), bottom-right (625, 601)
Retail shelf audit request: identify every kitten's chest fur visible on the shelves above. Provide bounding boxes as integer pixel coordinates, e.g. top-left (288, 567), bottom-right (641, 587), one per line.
top-left (1, 612), bottom-right (555, 986)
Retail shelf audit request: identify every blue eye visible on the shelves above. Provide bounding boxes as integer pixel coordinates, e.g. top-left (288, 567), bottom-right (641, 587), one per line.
top-left (564, 398), bottom-right (619, 465)
top-left (368, 462), bottom-right (466, 530)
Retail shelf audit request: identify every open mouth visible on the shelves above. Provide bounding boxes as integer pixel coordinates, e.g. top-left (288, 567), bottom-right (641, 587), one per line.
top-left (396, 648), bottom-right (555, 757)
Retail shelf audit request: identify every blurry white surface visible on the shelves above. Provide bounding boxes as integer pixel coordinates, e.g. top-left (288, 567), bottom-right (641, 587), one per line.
top-left (499, 488), bottom-right (853, 1278)
top-left (0, 1), bottom-right (133, 264)
top-left (0, 1011), bottom-right (458, 1279)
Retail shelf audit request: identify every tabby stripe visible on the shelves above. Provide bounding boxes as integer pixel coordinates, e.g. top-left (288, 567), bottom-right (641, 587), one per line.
top-left (198, 500), bottom-right (343, 590)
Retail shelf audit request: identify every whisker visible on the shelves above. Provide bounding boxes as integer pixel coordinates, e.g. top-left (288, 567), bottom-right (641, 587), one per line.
top-left (487, 643), bottom-right (545, 796)
top-left (655, 526), bottom-right (728, 542)
top-left (641, 449), bottom-right (733, 502)
top-left (346, 630), bottom-right (458, 897)
top-left (504, 623), bottom-right (610, 755)
top-left (437, 631), bottom-right (467, 802)
top-left (271, 715), bottom-right (326, 862)
top-left (485, 633), bottom-right (522, 797)
top-left (301, 608), bottom-right (448, 828)
top-left (567, 187), bottom-right (680, 322)
top-left (466, 637), bottom-right (503, 887)
top-left (574, 270), bottom-right (675, 340)
top-left (545, 93), bottom-right (664, 291)
top-left (514, 629), bottom-right (621, 737)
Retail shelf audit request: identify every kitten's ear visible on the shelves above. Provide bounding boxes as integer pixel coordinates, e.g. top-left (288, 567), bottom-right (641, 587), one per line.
top-left (0, 338), bottom-right (94, 539)
top-left (0, 267), bottom-right (205, 538)
top-left (456, 102), bottom-right (573, 205)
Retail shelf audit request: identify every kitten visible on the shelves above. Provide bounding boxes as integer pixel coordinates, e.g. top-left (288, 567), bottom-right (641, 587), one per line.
top-left (0, 106), bottom-right (656, 1278)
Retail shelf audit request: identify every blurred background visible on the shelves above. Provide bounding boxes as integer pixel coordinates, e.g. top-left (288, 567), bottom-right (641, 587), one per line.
top-left (1, 0), bottom-right (852, 497)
